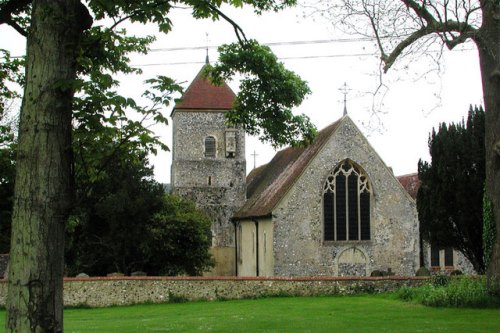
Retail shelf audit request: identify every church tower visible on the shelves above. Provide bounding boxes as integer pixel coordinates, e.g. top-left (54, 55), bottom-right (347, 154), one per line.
top-left (171, 65), bottom-right (246, 276)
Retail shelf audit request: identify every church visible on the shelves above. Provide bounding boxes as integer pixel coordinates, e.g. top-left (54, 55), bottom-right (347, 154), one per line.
top-left (171, 64), bottom-right (420, 277)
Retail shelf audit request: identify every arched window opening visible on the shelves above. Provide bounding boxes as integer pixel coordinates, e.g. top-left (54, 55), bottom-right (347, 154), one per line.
top-left (323, 160), bottom-right (371, 241)
top-left (204, 136), bottom-right (216, 157)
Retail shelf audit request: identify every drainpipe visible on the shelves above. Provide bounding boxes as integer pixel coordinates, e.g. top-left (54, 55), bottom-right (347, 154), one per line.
top-left (232, 219), bottom-right (238, 277)
top-left (254, 219), bottom-right (259, 277)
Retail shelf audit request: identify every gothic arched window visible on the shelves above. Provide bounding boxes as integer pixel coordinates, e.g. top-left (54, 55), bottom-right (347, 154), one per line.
top-left (204, 136), bottom-right (216, 157)
top-left (323, 160), bottom-right (371, 241)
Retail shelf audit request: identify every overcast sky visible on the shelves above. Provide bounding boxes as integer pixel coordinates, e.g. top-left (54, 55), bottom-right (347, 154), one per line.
top-left (0, 4), bottom-right (484, 184)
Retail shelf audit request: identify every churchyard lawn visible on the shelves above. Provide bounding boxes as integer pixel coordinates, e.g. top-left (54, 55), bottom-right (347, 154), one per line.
top-left (1, 294), bottom-right (498, 332)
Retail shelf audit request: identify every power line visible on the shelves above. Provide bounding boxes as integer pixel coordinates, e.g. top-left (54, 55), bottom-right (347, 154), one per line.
top-left (131, 53), bottom-right (376, 67)
top-left (2, 37), bottom-right (376, 60)
top-left (131, 47), bottom-right (476, 68)
top-left (148, 37), bottom-right (379, 53)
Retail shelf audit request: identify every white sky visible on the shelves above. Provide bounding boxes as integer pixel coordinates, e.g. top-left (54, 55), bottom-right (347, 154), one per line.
top-left (0, 4), bottom-right (484, 184)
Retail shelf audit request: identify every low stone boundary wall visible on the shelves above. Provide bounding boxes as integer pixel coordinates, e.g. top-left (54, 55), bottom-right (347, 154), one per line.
top-left (0, 276), bottom-right (427, 308)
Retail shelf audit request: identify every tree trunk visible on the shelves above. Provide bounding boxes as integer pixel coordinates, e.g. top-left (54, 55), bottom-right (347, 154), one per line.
top-left (6, 1), bottom-right (86, 332)
top-left (477, 3), bottom-right (500, 296)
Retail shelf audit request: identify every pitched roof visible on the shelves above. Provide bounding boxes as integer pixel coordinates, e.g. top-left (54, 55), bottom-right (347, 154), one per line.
top-left (234, 119), bottom-right (343, 220)
top-left (173, 65), bottom-right (235, 111)
top-left (397, 173), bottom-right (420, 200)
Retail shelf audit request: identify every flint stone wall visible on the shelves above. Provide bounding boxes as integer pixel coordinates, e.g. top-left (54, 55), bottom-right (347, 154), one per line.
top-left (171, 111), bottom-right (246, 249)
top-left (272, 117), bottom-right (420, 277)
top-left (0, 276), bottom-right (426, 308)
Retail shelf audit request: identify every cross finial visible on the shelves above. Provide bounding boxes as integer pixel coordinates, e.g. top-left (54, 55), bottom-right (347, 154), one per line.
top-left (251, 150), bottom-right (259, 169)
top-left (205, 33), bottom-right (210, 64)
top-left (339, 82), bottom-right (351, 116)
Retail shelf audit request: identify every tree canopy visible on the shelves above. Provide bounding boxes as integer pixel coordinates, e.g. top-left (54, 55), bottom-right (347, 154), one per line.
top-left (0, 112), bottom-right (15, 254)
top-left (417, 105), bottom-right (485, 273)
top-left (66, 153), bottom-right (214, 277)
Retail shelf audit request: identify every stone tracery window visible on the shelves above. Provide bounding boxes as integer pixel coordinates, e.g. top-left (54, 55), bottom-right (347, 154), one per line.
top-left (204, 136), bottom-right (216, 157)
top-left (323, 160), bottom-right (371, 241)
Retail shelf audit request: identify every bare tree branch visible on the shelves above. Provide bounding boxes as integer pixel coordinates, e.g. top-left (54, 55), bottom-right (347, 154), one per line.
top-left (204, 2), bottom-right (248, 46)
top-left (375, 1), bottom-right (479, 72)
top-left (402, 0), bottom-right (439, 25)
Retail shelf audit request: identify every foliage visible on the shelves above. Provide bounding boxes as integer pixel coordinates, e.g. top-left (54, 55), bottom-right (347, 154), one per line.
top-left (417, 105), bottom-right (485, 272)
top-left (0, 111), bottom-right (214, 277)
top-left (0, 51), bottom-right (21, 249)
top-left (144, 194), bottom-right (214, 276)
top-left (73, 27), bottom-right (182, 189)
top-left (66, 151), bottom-right (165, 276)
top-left (0, 125), bottom-right (15, 253)
top-left (431, 274), bottom-right (450, 287)
top-left (483, 189), bottom-right (496, 271)
top-left (397, 276), bottom-right (500, 308)
top-left (208, 39), bottom-right (316, 148)
top-left (0, 49), bottom-right (23, 115)
top-left (67, 145), bottom-right (214, 276)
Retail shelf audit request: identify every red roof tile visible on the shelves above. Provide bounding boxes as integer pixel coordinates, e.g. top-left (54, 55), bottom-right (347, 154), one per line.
top-left (234, 119), bottom-right (343, 220)
top-left (397, 173), bottom-right (420, 199)
top-left (174, 65), bottom-right (235, 111)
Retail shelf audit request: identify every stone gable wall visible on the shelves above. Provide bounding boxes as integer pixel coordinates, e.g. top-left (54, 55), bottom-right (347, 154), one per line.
top-left (272, 117), bottom-right (420, 277)
top-left (0, 276), bottom-right (427, 308)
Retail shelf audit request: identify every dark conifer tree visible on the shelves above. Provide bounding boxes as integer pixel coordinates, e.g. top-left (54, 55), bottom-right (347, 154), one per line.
top-left (418, 105), bottom-right (485, 273)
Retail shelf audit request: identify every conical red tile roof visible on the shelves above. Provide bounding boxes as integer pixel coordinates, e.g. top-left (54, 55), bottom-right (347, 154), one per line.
top-left (174, 65), bottom-right (235, 111)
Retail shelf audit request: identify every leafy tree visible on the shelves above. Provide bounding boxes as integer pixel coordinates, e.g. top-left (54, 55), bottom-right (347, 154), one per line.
top-left (0, 125), bottom-right (15, 253)
top-left (310, 0), bottom-right (500, 294)
top-left (66, 152), bottom-right (165, 276)
top-left (144, 194), bottom-right (214, 276)
top-left (0, 49), bottom-right (22, 253)
top-left (0, 0), bottom-right (314, 330)
top-left (208, 40), bottom-right (316, 147)
top-left (1, 101), bottom-right (212, 277)
top-left (418, 106), bottom-right (485, 273)
top-left (67, 157), bottom-right (214, 278)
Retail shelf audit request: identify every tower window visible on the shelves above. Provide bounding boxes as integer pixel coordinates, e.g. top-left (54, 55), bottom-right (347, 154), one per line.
top-left (323, 160), bottom-right (371, 241)
top-left (205, 136), bottom-right (216, 157)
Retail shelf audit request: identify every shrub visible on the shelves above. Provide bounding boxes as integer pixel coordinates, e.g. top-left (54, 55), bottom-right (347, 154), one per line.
top-left (396, 286), bottom-right (415, 302)
top-left (431, 274), bottom-right (450, 287)
top-left (397, 276), bottom-right (500, 308)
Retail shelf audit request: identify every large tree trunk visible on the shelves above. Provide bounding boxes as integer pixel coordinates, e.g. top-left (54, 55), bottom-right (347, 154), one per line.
top-left (478, 2), bottom-right (500, 296)
top-left (5, 1), bottom-right (87, 332)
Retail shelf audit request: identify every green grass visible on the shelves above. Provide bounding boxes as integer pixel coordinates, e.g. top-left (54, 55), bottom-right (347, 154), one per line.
top-left (1, 294), bottom-right (499, 332)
